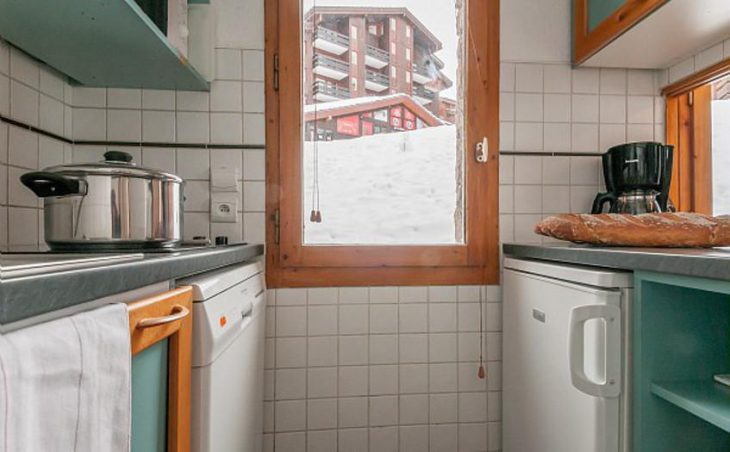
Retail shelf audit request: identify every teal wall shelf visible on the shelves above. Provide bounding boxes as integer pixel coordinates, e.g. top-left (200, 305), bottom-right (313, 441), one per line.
top-left (0, 0), bottom-right (209, 91)
top-left (652, 380), bottom-right (730, 432)
top-left (633, 271), bottom-right (730, 452)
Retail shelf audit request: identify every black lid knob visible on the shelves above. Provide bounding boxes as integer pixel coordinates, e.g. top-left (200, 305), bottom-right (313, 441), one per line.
top-left (215, 236), bottom-right (229, 246)
top-left (104, 150), bottom-right (133, 163)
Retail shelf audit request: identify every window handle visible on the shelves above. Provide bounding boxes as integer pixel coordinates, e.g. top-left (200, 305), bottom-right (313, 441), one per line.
top-left (476, 137), bottom-right (489, 163)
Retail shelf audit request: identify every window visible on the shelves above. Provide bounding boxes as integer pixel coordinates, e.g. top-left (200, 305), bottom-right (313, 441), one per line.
top-left (266, 0), bottom-right (500, 286)
top-left (406, 71), bottom-right (411, 83)
top-left (390, 17), bottom-right (396, 32)
top-left (406, 24), bottom-right (412, 38)
top-left (664, 58), bottom-right (730, 215)
top-left (351, 25), bottom-right (357, 40)
top-left (351, 50), bottom-right (358, 65)
top-left (406, 47), bottom-right (411, 61)
top-left (390, 42), bottom-right (396, 55)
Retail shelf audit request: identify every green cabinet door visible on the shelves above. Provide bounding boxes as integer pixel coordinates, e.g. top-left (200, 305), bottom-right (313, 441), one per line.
top-left (132, 339), bottom-right (169, 452)
top-left (587, 0), bottom-right (627, 30)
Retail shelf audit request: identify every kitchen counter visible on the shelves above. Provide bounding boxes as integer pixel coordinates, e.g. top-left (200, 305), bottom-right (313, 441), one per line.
top-left (503, 243), bottom-right (730, 281)
top-left (0, 244), bottom-right (264, 325)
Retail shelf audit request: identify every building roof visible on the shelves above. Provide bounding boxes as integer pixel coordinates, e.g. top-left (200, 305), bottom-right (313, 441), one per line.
top-left (304, 93), bottom-right (445, 127)
top-left (304, 6), bottom-right (443, 51)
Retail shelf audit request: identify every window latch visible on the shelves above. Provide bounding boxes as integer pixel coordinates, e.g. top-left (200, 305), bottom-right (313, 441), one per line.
top-left (476, 137), bottom-right (488, 163)
top-left (272, 208), bottom-right (280, 244)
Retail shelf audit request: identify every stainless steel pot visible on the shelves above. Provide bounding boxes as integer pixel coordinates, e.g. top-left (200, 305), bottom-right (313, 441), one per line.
top-left (21, 151), bottom-right (184, 250)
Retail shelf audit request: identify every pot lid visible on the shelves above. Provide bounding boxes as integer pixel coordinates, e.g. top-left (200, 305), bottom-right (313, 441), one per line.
top-left (44, 151), bottom-right (184, 182)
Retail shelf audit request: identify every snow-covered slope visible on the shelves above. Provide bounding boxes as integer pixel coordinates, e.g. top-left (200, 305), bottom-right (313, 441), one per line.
top-left (303, 125), bottom-right (462, 244)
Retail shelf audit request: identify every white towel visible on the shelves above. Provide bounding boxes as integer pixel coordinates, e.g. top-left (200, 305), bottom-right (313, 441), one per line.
top-left (0, 303), bottom-right (131, 452)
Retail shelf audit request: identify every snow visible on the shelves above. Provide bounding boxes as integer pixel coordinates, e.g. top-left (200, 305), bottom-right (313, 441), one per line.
top-left (303, 124), bottom-right (462, 244)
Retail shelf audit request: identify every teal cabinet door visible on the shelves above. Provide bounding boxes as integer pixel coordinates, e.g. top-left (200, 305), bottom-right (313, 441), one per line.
top-left (132, 339), bottom-right (170, 452)
top-left (127, 286), bottom-right (194, 452)
top-left (572, 0), bottom-right (667, 65)
top-left (586, 0), bottom-right (626, 31)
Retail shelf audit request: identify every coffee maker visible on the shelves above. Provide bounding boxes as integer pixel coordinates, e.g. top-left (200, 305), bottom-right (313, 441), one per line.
top-left (591, 142), bottom-right (674, 214)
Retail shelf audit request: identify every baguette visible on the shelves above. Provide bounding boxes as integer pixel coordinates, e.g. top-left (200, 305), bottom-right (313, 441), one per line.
top-left (534, 213), bottom-right (730, 247)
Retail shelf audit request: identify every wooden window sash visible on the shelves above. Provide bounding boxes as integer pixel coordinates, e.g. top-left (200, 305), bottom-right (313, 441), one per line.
top-left (265, 0), bottom-right (500, 287)
top-left (664, 60), bottom-right (730, 214)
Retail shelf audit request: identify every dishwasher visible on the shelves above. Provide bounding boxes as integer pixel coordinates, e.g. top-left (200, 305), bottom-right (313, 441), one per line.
top-left (178, 261), bottom-right (266, 452)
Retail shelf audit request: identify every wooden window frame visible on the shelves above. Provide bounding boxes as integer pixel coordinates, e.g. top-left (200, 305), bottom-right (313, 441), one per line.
top-left (663, 58), bottom-right (730, 214)
top-left (265, 0), bottom-right (500, 288)
top-left (573, 0), bottom-right (668, 65)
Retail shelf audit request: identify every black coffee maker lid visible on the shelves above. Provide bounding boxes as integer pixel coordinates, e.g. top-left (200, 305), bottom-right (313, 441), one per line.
top-left (606, 141), bottom-right (670, 154)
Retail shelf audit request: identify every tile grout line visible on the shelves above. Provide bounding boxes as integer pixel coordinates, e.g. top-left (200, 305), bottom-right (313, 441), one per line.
top-left (0, 114), bottom-right (265, 150)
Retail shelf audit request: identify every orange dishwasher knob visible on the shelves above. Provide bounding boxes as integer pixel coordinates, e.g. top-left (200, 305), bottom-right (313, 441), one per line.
top-left (219, 316), bottom-right (227, 327)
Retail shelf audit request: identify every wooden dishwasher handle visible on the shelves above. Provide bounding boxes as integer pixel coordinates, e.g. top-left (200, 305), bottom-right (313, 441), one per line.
top-left (136, 305), bottom-right (190, 329)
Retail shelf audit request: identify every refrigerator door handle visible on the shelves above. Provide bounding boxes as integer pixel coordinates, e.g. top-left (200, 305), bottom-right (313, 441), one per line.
top-left (568, 304), bottom-right (621, 398)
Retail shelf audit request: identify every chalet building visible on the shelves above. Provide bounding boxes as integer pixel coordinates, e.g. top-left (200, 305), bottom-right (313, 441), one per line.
top-left (304, 93), bottom-right (444, 141)
top-left (303, 6), bottom-right (454, 124)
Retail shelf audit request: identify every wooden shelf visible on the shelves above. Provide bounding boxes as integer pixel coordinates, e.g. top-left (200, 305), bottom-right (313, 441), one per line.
top-left (651, 380), bottom-right (730, 432)
top-left (0, 0), bottom-right (209, 91)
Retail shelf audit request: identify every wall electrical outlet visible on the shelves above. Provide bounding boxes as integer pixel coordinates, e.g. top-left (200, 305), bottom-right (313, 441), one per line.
top-left (211, 194), bottom-right (238, 223)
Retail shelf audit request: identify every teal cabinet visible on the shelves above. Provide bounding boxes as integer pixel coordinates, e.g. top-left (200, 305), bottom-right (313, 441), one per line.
top-left (132, 339), bottom-right (170, 452)
top-left (128, 287), bottom-right (194, 452)
top-left (572, 0), bottom-right (668, 65)
top-left (0, 0), bottom-right (209, 90)
top-left (633, 272), bottom-right (730, 451)
top-left (586, 0), bottom-right (626, 31)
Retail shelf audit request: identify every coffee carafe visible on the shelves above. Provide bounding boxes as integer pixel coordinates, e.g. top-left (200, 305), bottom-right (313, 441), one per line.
top-left (591, 142), bottom-right (675, 214)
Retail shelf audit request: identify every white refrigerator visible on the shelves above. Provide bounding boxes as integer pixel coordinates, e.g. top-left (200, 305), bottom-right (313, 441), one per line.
top-left (503, 257), bottom-right (633, 452)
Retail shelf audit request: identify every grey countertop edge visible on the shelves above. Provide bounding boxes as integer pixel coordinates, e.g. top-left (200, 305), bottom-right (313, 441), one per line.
top-left (503, 243), bottom-right (730, 281)
top-left (0, 244), bottom-right (265, 325)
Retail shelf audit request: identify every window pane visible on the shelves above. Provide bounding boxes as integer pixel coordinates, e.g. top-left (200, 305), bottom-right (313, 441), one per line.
top-left (302, 0), bottom-right (464, 245)
top-left (712, 75), bottom-right (730, 216)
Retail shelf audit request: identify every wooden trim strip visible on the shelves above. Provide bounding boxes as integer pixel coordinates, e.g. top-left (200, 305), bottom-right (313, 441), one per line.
top-left (280, 244), bottom-right (468, 268)
top-left (662, 58), bottom-right (730, 97)
top-left (127, 286), bottom-right (193, 355)
top-left (269, 265), bottom-right (489, 287)
top-left (665, 95), bottom-right (680, 209)
top-left (166, 288), bottom-right (192, 452)
top-left (690, 85), bottom-right (713, 214)
top-left (573, 0), bottom-right (668, 66)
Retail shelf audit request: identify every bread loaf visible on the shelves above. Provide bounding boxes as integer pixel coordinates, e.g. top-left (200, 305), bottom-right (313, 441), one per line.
top-left (534, 213), bottom-right (730, 247)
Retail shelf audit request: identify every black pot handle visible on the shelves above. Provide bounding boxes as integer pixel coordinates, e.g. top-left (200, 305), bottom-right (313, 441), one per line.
top-left (591, 192), bottom-right (616, 214)
top-left (20, 172), bottom-right (86, 198)
top-left (104, 150), bottom-right (133, 163)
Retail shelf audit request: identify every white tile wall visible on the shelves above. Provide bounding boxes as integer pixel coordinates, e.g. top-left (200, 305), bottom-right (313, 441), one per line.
top-left (0, 38), bottom-right (73, 251)
top-left (664, 37), bottom-right (730, 84)
top-left (499, 62), bottom-right (665, 244)
top-left (265, 286), bottom-right (501, 452)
